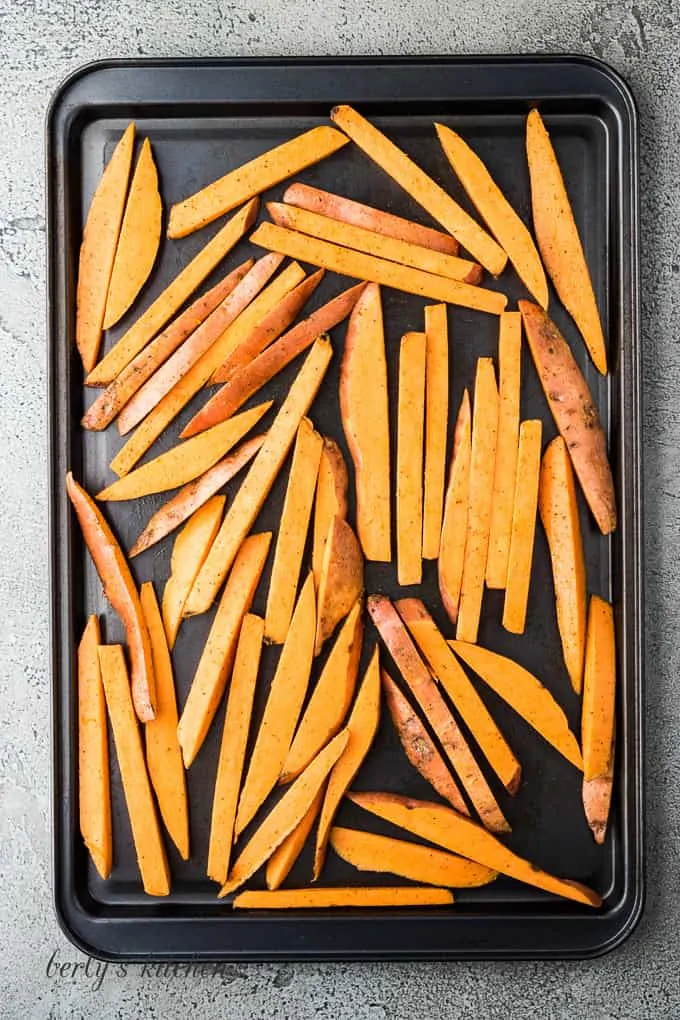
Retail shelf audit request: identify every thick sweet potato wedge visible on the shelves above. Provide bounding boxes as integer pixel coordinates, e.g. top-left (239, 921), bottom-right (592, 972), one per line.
top-left (312, 438), bottom-right (349, 590)
top-left (78, 615), bottom-right (111, 880)
top-left (265, 789), bottom-right (324, 891)
top-left (315, 516), bottom-right (364, 654)
top-left (581, 596), bottom-right (616, 844)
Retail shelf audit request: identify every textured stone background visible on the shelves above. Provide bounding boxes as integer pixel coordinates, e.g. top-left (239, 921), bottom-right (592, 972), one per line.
top-left (1, 1), bottom-right (678, 1017)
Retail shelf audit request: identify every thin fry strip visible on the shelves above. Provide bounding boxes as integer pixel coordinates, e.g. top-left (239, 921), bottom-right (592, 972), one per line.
top-left (233, 887), bottom-right (453, 909)
top-left (265, 789), bottom-right (324, 891)
top-left (581, 596), bottom-right (616, 844)
top-left (78, 615), bottom-right (111, 879)
top-left (503, 419), bottom-right (543, 635)
top-left (396, 331), bottom-right (427, 586)
top-left (422, 304), bottom-right (449, 559)
top-left (438, 390), bottom-right (471, 625)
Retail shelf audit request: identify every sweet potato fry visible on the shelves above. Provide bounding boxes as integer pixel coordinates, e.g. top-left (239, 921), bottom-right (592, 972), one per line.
top-left (456, 359), bottom-right (499, 643)
top-left (367, 595), bottom-right (509, 833)
top-left (526, 109), bottom-right (607, 373)
top-left (265, 789), bottom-right (324, 891)
top-left (233, 886), bottom-right (453, 909)
top-left (340, 283), bottom-right (391, 562)
top-left (86, 198), bottom-right (259, 385)
top-left (161, 496), bottom-right (225, 648)
top-left (110, 263), bottom-right (304, 477)
top-left (486, 312), bottom-right (522, 589)
top-left (422, 304), bottom-right (449, 559)
top-left (264, 420), bottom-right (323, 644)
top-left (100, 402), bottom-right (270, 500)
top-left (396, 331), bottom-right (427, 585)
top-left (220, 730), bottom-right (349, 897)
top-left (314, 646), bottom-right (381, 879)
top-left (177, 532), bottom-right (271, 768)
top-left (581, 596), bottom-right (616, 844)
top-left (315, 516), bottom-right (364, 654)
top-left (251, 222), bottom-right (507, 313)
top-left (283, 182), bottom-right (460, 255)
top-left (282, 599), bottom-right (363, 782)
top-left (396, 599), bottom-right (521, 795)
top-left (330, 105), bottom-right (507, 275)
top-left (381, 669), bottom-right (468, 815)
top-left (348, 792), bottom-right (601, 907)
top-left (76, 123), bottom-right (134, 373)
top-left (207, 613), bottom-right (264, 885)
top-left (117, 253), bottom-right (284, 435)
top-left (129, 435), bottom-right (263, 557)
top-left (330, 827), bottom-right (497, 888)
top-left (184, 338), bottom-right (333, 617)
top-left (235, 574), bottom-right (317, 837)
top-left (140, 583), bottom-right (189, 860)
top-left (449, 641), bottom-right (583, 769)
top-left (78, 615), bottom-right (111, 880)
top-left (103, 138), bottom-right (162, 329)
top-left (168, 126), bottom-right (349, 238)
top-left (436, 124), bottom-right (548, 307)
top-left (519, 301), bottom-right (616, 534)
top-left (503, 419), bottom-right (543, 634)
top-left (267, 202), bottom-right (482, 282)
top-left (438, 390), bottom-right (471, 625)
top-left (82, 262), bottom-right (253, 431)
top-left (66, 473), bottom-right (155, 722)
top-left (312, 438), bottom-right (349, 590)
top-left (98, 645), bottom-right (170, 896)
top-left (539, 436), bottom-right (587, 693)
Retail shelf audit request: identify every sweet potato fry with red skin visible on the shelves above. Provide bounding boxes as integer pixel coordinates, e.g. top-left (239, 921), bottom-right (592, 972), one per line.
top-left (66, 473), bottom-right (155, 723)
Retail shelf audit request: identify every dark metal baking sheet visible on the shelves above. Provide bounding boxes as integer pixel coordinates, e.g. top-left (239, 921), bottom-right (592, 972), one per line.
top-left (47, 56), bottom-right (643, 960)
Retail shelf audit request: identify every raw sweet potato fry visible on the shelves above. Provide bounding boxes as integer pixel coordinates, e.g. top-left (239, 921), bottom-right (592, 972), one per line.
top-left (312, 438), bottom-right (349, 590)
top-left (98, 645), bottom-right (170, 896)
top-left (367, 595), bottom-right (510, 834)
top-left (526, 109), bottom-right (607, 373)
top-left (103, 137), bottom-right (162, 329)
top-left (330, 105), bottom-right (507, 275)
top-left (539, 436), bottom-right (587, 693)
top-left (265, 789), bottom-right (325, 891)
top-left (219, 729), bottom-right (349, 898)
top-left (233, 886), bottom-right (453, 909)
top-left (435, 123), bottom-right (548, 307)
top-left (86, 198), bottom-right (260, 385)
top-left (314, 646), bottom-right (381, 879)
top-left (396, 331), bottom-right (427, 585)
top-left (76, 123), bottom-right (135, 373)
top-left (330, 827), bottom-right (497, 888)
top-left (340, 284), bottom-right (391, 562)
top-left (502, 419), bottom-right (543, 635)
top-left (161, 495), bottom-right (225, 649)
top-left (315, 516), bottom-right (364, 654)
top-left (66, 473), bottom-right (155, 722)
top-left (129, 436), bottom-right (263, 557)
top-left (438, 389), bottom-right (471, 625)
top-left (110, 263), bottom-right (304, 478)
top-left (177, 532), bottom-right (271, 768)
top-left (140, 583), bottom-right (189, 860)
top-left (251, 222), bottom-right (507, 313)
top-left (117, 253), bottom-right (284, 435)
top-left (282, 599), bottom-right (363, 782)
top-left (581, 596), bottom-right (616, 844)
top-left (422, 304), bottom-right (449, 560)
top-left (381, 669), bottom-right (469, 816)
top-left (100, 402), bottom-right (271, 500)
top-left (184, 338), bottom-right (333, 617)
top-left (283, 182), bottom-right (461, 255)
top-left (168, 126), bottom-right (349, 238)
top-left (486, 312), bottom-right (522, 589)
top-left (519, 301), bottom-right (616, 534)
top-left (349, 792), bottom-right (601, 907)
top-left (82, 261), bottom-right (253, 431)
top-left (267, 202), bottom-right (482, 282)
top-left (264, 420), bottom-right (323, 644)
top-left (235, 574), bottom-right (317, 837)
top-left (456, 359), bottom-right (499, 643)
top-left (78, 615), bottom-right (111, 880)
top-left (207, 613), bottom-right (264, 885)
top-left (396, 599), bottom-right (521, 794)
top-left (449, 641), bottom-right (583, 769)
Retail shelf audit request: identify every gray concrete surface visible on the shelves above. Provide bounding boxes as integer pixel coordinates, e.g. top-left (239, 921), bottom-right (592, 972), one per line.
top-left (1, 0), bottom-right (678, 1017)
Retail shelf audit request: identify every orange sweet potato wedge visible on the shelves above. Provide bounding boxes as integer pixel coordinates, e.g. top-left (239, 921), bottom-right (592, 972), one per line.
top-left (315, 516), bottom-right (364, 654)
top-left (265, 788), bottom-right (325, 891)
top-left (78, 615), bottom-right (112, 880)
top-left (312, 438), bottom-right (349, 591)
top-left (422, 304), bottom-right (449, 560)
top-left (502, 419), bottom-right (543, 635)
top-left (438, 389), bottom-right (471, 625)
top-left (233, 886), bottom-right (453, 909)
top-left (66, 473), bottom-right (155, 722)
top-left (581, 596), bottom-right (616, 844)
top-left (396, 331), bottom-right (427, 585)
